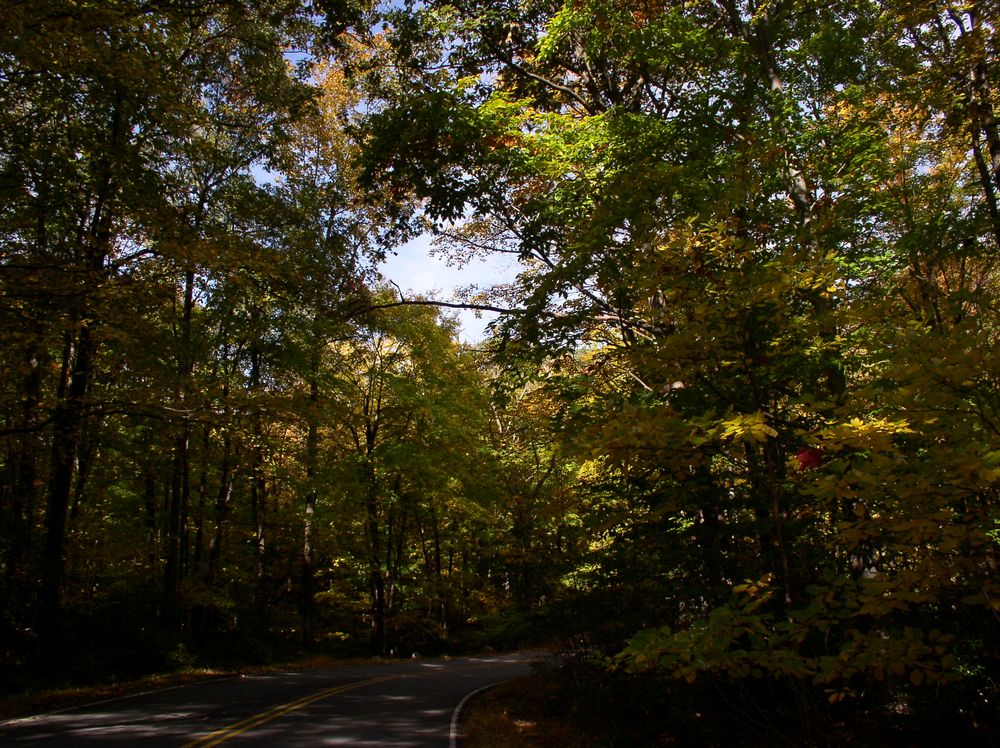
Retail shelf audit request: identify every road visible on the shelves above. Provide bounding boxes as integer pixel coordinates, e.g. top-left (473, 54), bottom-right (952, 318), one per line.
top-left (0, 651), bottom-right (539, 746)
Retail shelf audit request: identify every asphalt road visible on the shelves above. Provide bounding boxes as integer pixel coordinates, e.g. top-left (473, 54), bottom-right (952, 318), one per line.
top-left (0, 651), bottom-right (540, 746)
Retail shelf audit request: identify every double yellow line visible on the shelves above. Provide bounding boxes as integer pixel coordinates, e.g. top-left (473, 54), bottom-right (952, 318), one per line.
top-left (182, 674), bottom-right (400, 747)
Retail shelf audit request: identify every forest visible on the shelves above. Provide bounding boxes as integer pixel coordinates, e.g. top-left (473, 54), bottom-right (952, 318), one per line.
top-left (1, 0), bottom-right (998, 743)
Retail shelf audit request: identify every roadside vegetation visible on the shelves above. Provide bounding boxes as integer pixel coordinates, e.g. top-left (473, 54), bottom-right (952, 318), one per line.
top-left (464, 655), bottom-right (998, 747)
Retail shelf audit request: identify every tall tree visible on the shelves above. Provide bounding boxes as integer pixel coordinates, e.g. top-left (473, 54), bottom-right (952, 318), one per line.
top-left (323, 297), bottom-right (489, 654)
top-left (361, 0), bottom-right (1000, 733)
top-left (270, 52), bottom-right (381, 646)
top-left (0, 0), bottom-right (320, 652)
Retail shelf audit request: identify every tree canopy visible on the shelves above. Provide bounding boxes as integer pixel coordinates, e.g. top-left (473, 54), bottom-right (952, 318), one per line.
top-left (1, 0), bottom-right (998, 742)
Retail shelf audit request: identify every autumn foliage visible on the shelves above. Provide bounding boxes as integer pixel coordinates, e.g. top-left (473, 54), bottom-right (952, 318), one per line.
top-left (2, 0), bottom-right (999, 742)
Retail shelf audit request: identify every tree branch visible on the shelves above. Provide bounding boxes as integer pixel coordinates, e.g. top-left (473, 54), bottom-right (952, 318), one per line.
top-left (361, 298), bottom-right (525, 315)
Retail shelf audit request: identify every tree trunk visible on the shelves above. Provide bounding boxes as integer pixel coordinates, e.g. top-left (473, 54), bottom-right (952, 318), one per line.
top-left (249, 343), bottom-right (268, 634)
top-left (164, 267), bottom-right (195, 629)
top-left (4, 344), bottom-right (43, 611)
top-left (301, 341), bottom-right (320, 648)
top-left (969, 36), bottom-right (1000, 248)
top-left (207, 430), bottom-right (234, 582)
top-left (163, 426), bottom-right (189, 628)
top-left (193, 424), bottom-right (210, 568)
top-left (144, 466), bottom-right (158, 566)
top-left (366, 460), bottom-right (386, 656)
top-left (367, 512), bottom-right (386, 653)
top-left (40, 324), bottom-right (95, 649)
top-left (38, 89), bottom-right (123, 650)
top-left (387, 492), bottom-right (408, 623)
top-left (207, 383), bottom-right (235, 583)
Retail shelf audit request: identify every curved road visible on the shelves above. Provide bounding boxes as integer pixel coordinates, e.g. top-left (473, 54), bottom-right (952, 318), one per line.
top-left (0, 652), bottom-right (539, 746)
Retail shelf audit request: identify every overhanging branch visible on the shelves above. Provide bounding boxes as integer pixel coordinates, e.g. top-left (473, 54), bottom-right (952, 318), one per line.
top-left (362, 298), bottom-right (524, 315)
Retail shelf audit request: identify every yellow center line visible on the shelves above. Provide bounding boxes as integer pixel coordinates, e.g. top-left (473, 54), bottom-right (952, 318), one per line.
top-left (181, 674), bottom-right (401, 748)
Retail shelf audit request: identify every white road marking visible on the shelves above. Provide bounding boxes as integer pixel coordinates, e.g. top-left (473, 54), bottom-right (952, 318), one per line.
top-left (448, 680), bottom-right (508, 748)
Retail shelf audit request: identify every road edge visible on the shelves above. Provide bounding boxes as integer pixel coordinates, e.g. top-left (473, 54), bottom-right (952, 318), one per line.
top-left (448, 679), bottom-right (509, 748)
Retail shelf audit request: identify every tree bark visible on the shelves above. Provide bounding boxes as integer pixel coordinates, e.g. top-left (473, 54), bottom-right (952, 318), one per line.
top-left (366, 458), bottom-right (386, 656)
top-left (207, 383), bottom-right (235, 583)
top-left (40, 325), bottom-right (95, 649)
top-left (969, 34), bottom-right (1000, 248)
top-left (39, 89), bottom-right (123, 650)
top-left (4, 344), bottom-right (43, 610)
top-left (164, 267), bottom-right (195, 629)
top-left (249, 344), bottom-right (268, 634)
top-left (301, 340), bottom-right (320, 648)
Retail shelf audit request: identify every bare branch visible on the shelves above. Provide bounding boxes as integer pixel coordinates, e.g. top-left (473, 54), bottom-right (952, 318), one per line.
top-left (361, 298), bottom-right (525, 315)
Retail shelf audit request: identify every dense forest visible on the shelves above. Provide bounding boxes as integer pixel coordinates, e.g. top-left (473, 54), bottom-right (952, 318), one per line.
top-left (1, 0), bottom-right (998, 743)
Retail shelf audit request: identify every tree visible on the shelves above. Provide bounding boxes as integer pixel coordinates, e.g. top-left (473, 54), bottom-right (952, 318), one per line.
top-left (321, 296), bottom-right (489, 653)
top-left (0, 0), bottom-right (323, 659)
top-left (361, 0), bottom-right (1000, 736)
top-left (481, 362), bottom-right (584, 619)
top-left (269, 50), bottom-right (386, 645)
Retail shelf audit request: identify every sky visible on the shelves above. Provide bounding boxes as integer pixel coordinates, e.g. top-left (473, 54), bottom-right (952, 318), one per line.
top-left (377, 233), bottom-right (518, 343)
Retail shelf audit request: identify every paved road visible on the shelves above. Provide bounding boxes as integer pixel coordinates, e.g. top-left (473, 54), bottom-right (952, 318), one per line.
top-left (0, 652), bottom-right (539, 746)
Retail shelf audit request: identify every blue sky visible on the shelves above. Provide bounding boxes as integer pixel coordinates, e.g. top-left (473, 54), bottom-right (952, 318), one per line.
top-left (378, 233), bottom-right (517, 343)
